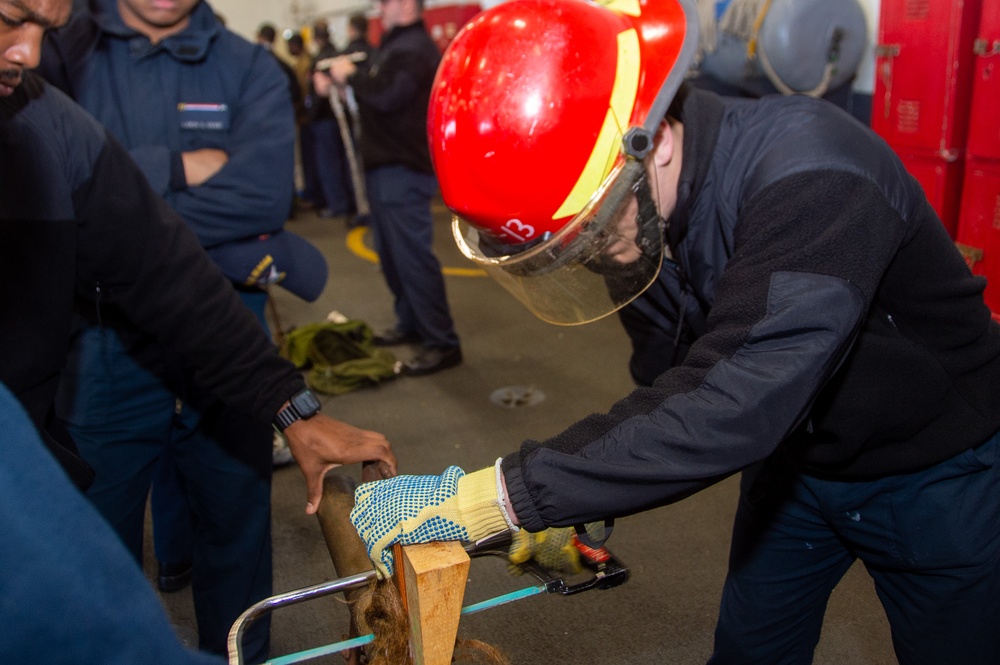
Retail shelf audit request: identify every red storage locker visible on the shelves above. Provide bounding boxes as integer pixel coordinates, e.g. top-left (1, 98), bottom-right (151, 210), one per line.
top-left (955, 159), bottom-right (1000, 313)
top-left (424, 3), bottom-right (482, 53)
top-left (966, 0), bottom-right (1000, 160)
top-left (871, 0), bottom-right (982, 157)
top-left (897, 148), bottom-right (965, 236)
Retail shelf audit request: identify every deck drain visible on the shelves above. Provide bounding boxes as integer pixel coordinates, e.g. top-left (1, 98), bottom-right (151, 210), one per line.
top-left (489, 385), bottom-right (545, 408)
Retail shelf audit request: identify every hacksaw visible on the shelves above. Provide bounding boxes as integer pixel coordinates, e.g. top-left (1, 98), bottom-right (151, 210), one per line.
top-left (227, 531), bottom-right (628, 665)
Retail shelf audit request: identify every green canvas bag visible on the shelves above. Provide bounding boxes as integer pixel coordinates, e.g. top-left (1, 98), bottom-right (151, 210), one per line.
top-left (280, 320), bottom-right (400, 395)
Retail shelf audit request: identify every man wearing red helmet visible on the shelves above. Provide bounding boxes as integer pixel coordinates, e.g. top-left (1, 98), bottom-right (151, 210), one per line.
top-left (351, 1), bottom-right (1000, 663)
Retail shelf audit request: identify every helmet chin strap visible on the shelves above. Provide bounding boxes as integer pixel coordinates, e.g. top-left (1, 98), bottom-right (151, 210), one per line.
top-left (634, 169), bottom-right (666, 260)
top-left (583, 166), bottom-right (663, 276)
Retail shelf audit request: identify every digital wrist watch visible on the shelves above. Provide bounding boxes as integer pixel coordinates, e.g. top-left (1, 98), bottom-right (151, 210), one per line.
top-left (274, 388), bottom-right (322, 431)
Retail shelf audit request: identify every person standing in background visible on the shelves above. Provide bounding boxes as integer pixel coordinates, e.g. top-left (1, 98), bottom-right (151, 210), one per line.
top-left (332, 12), bottom-right (375, 227)
top-left (286, 31), bottom-right (312, 103)
top-left (258, 22), bottom-right (307, 221)
top-left (299, 23), bottom-right (353, 218)
top-left (285, 29), bottom-right (322, 213)
top-left (257, 23), bottom-right (305, 124)
top-left (318, 0), bottom-right (463, 376)
top-left (342, 12), bottom-right (374, 61)
top-left (39, 0), bottom-right (300, 660)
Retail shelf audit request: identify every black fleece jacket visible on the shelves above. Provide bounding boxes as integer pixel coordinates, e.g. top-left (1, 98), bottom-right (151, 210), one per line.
top-left (502, 86), bottom-right (1000, 532)
top-left (348, 20), bottom-right (440, 175)
top-left (0, 73), bottom-right (304, 486)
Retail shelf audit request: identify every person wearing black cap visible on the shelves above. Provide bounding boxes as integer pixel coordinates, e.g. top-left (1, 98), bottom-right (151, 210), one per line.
top-left (33, 0), bottom-right (336, 660)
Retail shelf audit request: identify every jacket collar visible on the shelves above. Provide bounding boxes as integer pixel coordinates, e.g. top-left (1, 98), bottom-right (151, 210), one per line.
top-left (665, 84), bottom-right (724, 248)
top-left (89, 0), bottom-right (219, 62)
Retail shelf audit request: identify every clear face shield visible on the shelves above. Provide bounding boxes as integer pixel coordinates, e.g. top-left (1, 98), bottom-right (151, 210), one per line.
top-left (452, 157), bottom-right (664, 325)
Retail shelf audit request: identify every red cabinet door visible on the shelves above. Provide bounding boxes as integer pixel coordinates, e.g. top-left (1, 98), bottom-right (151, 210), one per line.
top-left (872, 0), bottom-right (982, 156)
top-left (956, 159), bottom-right (1000, 312)
top-left (966, 0), bottom-right (1000, 160)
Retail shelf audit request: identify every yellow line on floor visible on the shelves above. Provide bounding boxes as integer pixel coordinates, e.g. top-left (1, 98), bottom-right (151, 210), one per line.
top-left (346, 226), bottom-right (487, 278)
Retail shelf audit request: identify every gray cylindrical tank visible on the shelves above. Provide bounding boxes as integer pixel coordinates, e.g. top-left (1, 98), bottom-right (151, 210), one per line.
top-left (700, 0), bottom-right (868, 96)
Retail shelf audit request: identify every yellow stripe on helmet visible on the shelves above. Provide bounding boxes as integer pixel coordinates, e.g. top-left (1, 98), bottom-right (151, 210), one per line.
top-left (597, 0), bottom-right (641, 17)
top-left (553, 27), bottom-right (640, 220)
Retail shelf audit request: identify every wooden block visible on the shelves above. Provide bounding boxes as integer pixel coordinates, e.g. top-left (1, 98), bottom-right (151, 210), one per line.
top-left (394, 542), bottom-right (470, 665)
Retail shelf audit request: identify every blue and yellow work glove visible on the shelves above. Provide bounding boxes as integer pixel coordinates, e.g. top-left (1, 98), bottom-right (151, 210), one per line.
top-left (350, 465), bottom-right (513, 578)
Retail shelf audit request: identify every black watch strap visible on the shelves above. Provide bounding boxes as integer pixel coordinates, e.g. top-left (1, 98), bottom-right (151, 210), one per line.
top-left (274, 388), bottom-right (321, 431)
top-left (274, 406), bottom-right (300, 431)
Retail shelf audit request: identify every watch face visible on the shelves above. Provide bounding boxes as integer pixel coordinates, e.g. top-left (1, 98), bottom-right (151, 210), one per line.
top-left (291, 389), bottom-right (321, 416)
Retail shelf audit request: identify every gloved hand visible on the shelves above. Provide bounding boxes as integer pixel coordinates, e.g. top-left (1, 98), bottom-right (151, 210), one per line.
top-left (507, 527), bottom-right (583, 577)
top-left (350, 465), bottom-right (512, 578)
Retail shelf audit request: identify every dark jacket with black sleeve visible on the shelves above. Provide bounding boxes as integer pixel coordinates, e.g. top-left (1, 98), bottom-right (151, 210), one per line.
top-left (502, 85), bottom-right (1000, 532)
top-left (0, 73), bottom-right (304, 487)
top-left (342, 37), bottom-right (375, 63)
top-left (348, 20), bottom-right (440, 175)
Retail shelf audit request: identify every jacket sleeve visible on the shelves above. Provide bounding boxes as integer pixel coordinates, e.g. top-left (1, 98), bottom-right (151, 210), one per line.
top-left (37, 22), bottom-right (295, 247)
top-left (502, 171), bottom-right (909, 532)
top-left (166, 48), bottom-right (295, 247)
top-left (350, 50), bottom-right (430, 114)
top-left (0, 383), bottom-right (226, 665)
top-left (124, 144), bottom-right (179, 195)
top-left (71, 129), bottom-right (303, 421)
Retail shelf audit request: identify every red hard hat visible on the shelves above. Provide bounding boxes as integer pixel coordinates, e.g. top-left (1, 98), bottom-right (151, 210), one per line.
top-left (429, 0), bottom-right (698, 324)
top-left (431, 0), bottom-right (692, 241)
